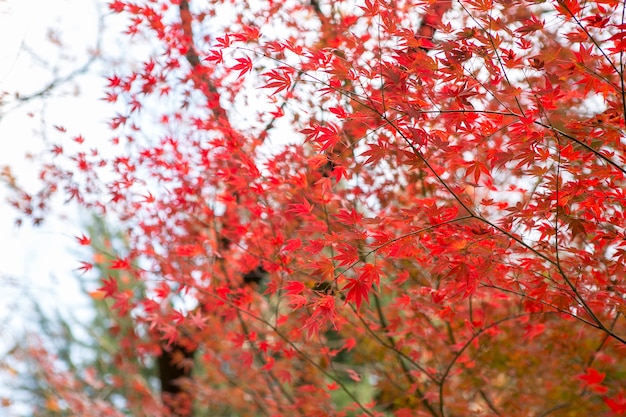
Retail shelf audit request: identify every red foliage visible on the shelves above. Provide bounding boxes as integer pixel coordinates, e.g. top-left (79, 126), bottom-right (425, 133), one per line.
top-left (9, 0), bottom-right (626, 416)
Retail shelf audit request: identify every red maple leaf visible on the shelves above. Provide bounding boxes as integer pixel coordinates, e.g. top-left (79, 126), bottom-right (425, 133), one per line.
top-left (284, 280), bottom-right (305, 296)
top-left (282, 238), bottom-right (302, 253)
top-left (109, 257), bottom-right (131, 270)
top-left (332, 242), bottom-right (359, 267)
top-left (576, 368), bottom-right (605, 386)
top-left (75, 234), bottom-right (91, 246)
top-left (342, 278), bottom-right (371, 309)
top-left (108, 0), bottom-right (125, 13)
top-left (261, 68), bottom-right (292, 95)
top-left (605, 392), bottom-right (626, 414)
top-left (76, 261), bottom-right (93, 275)
top-left (98, 276), bottom-right (118, 298)
top-left (231, 56), bottom-right (253, 79)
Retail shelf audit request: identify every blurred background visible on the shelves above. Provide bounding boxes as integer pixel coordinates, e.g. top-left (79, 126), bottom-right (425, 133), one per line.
top-left (0, 0), bottom-right (124, 412)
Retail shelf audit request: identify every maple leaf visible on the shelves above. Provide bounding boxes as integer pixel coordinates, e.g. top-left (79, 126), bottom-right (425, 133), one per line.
top-left (188, 309), bottom-right (207, 330)
top-left (342, 277), bottom-right (372, 309)
top-left (395, 294), bottom-right (411, 307)
top-left (515, 15), bottom-right (544, 34)
top-left (360, 142), bottom-right (387, 165)
top-left (215, 286), bottom-right (231, 300)
top-left (288, 294), bottom-right (307, 310)
top-left (171, 309), bottom-right (185, 325)
top-left (231, 56), bottom-right (253, 79)
top-left (465, 160), bottom-right (492, 184)
top-left (331, 164), bottom-right (348, 182)
top-left (269, 106), bottom-right (284, 118)
top-left (335, 208), bottom-right (363, 226)
top-left (287, 200), bottom-right (314, 217)
top-left (523, 323), bottom-right (546, 341)
top-left (313, 123), bottom-right (342, 152)
top-left (108, 0), bottom-right (125, 13)
top-left (160, 324), bottom-right (179, 347)
top-left (109, 257), bottom-right (131, 270)
top-left (576, 368), bottom-right (605, 386)
top-left (154, 281), bottom-right (170, 299)
top-left (554, 0), bottom-right (582, 17)
top-left (282, 238), bottom-right (301, 253)
top-left (98, 275), bottom-right (118, 298)
top-left (261, 68), bottom-right (292, 95)
top-left (333, 242), bottom-right (359, 266)
top-left (358, 263), bottom-right (381, 287)
top-left (51, 144), bottom-right (63, 155)
top-left (326, 382), bottom-right (339, 391)
top-left (75, 234), bottom-right (91, 246)
top-left (141, 192), bottom-right (155, 203)
top-left (303, 295), bottom-right (336, 338)
top-left (605, 393), bottom-right (626, 414)
top-left (358, 0), bottom-right (379, 17)
top-left (76, 261), bottom-right (93, 275)
top-left (300, 125), bottom-right (320, 142)
top-left (284, 281), bottom-right (305, 296)
top-left (204, 49), bottom-right (223, 64)
top-left (329, 106), bottom-right (348, 119)
top-left (343, 337), bottom-right (357, 351)
top-left (175, 244), bottom-right (202, 257)
top-left (239, 25), bottom-right (261, 42)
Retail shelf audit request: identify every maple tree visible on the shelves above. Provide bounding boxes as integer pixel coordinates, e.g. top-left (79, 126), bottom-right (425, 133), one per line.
top-left (4, 0), bottom-right (626, 415)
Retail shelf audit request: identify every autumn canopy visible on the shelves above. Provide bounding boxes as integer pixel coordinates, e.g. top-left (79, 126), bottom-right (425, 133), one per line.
top-left (5, 0), bottom-right (626, 416)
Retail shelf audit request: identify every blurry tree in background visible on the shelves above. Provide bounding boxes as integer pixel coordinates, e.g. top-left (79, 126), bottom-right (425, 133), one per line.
top-left (3, 0), bottom-right (626, 416)
top-left (0, 216), bottom-right (158, 416)
top-left (0, 1), bottom-right (121, 414)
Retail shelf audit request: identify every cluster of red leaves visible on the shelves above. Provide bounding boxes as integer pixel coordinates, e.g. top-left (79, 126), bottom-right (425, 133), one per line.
top-left (9, 0), bottom-right (626, 416)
